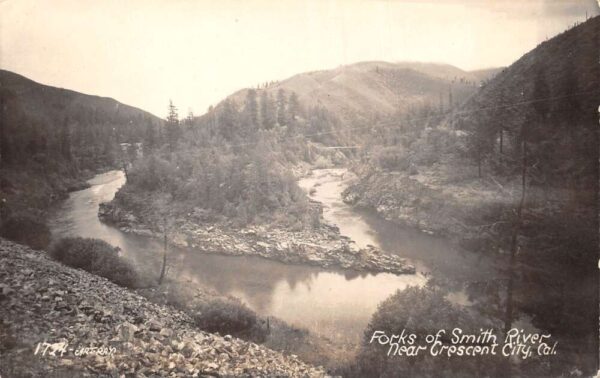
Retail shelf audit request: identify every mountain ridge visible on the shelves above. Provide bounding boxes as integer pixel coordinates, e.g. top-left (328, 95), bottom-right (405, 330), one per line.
top-left (220, 61), bottom-right (502, 122)
top-left (0, 69), bottom-right (162, 124)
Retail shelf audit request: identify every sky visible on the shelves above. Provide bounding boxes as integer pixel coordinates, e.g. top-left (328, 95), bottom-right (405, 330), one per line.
top-left (1, 0), bottom-right (598, 118)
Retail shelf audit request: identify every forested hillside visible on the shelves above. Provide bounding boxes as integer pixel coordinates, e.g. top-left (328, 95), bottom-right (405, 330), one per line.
top-left (455, 17), bottom-right (599, 375)
top-left (112, 61), bottom-right (499, 227)
top-left (343, 16), bottom-right (599, 376)
top-left (113, 94), bottom-right (348, 232)
top-left (0, 70), bottom-right (160, 217)
top-left (227, 61), bottom-right (496, 117)
top-left (74, 59), bottom-right (501, 234)
top-left (222, 61), bottom-right (496, 139)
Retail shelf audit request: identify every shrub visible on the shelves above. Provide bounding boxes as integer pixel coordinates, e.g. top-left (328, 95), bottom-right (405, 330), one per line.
top-left (373, 146), bottom-right (409, 171)
top-left (137, 282), bottom-right (268, 342)
top-left (50, 237), bottom-right (139, 288)
top-left (313, 155), bottom-right (331, 169)
top-left (351, 285), bottom-right (503, 378)
top-left (0, 213), bottom-right (51, 250)
top-left (193, 298), bottom-right (267, 341)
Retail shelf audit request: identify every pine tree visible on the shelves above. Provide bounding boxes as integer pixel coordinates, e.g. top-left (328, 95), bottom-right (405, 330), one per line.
top-left (276, 89), bottom-right (287, 126)
top-left (244, 89), bottom-right (259, 128)
top-left (218, 99), bottom-right (238, 139)
top-left (288, 92), bottom-right (301, 120)
top-left (144, 118), bottom-right (156, 155)
top-left (260, 91), bottom-right (275, 129)
top-left (185, 110), bottom-right (195, 127)
top-left (165, 100), bottom-right (180, 153)
top-left (59, 117), bottom-right (72, 161)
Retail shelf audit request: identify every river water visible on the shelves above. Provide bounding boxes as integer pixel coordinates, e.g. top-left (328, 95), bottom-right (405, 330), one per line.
top-left (49, 169), bottom-right (496, 344)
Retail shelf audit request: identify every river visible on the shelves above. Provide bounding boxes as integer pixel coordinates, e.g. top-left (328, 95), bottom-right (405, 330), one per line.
top-left (49, 168), bottom-right (496, 345)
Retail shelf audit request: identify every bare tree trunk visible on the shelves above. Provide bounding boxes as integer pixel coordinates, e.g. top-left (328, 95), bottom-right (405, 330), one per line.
top-left (504, 137), bottom-right (527, 334)
top-left (158, 227), bottom-right (168, 285)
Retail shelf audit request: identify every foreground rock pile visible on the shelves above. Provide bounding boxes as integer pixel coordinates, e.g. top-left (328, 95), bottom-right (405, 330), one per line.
top-left (0, 238), bottom-right (326, 377)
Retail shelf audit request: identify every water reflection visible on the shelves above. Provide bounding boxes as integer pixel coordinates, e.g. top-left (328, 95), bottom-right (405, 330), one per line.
top-left (49, 170), bottom-right (426, 343)
top-left (301, 169), bottom-right (498, 282)
top-left (49, 169), bottom-right (497, 344)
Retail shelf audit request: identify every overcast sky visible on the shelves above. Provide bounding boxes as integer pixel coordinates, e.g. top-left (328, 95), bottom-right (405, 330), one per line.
top-left (1, 0), bottom-right (598, 117)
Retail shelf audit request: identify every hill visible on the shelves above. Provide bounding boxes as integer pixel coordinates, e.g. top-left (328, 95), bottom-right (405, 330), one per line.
top-left (343, 16), bottom-right (599, 376)
top-left (0, 70), bottom-right (161, 219)
top-left (0, 238), bottom-right (325, 377)
top-left (0, 70), bottom-right (160, 125)
top-left (456, 16), bottom-right (598, 188)
top-left (223, 61), bottom-right (499, 123)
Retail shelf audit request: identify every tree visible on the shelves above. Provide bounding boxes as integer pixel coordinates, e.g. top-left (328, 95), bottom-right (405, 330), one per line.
top-left (464, 116), bottom-right (494, 179)
top-left (59, 117), bottom-right (72, 161)
top-left (505, 67), bottom-right (549, 334)
top-left (165, 100), bottom-right (181, 153)
top-left (260, 91), bottom-right (275, 129)
top-left (117, 143), bottom-right (131, 181)
top-left (218, 99), bottom-right (238, 139)
top-left (143, 177), bottom-right (175, 286)
top-left (185, 109), bottom-right (195, 127)
top-left (143, 119), bottom-right (157, 156)
top-left (276, 88), bottom-right (287, 126)
top-left (503, 117), bottom-right (528, 335)
top-left (244, 89), bottom-right (259, 128)
top-left (288, 92), bottom-right (301, 120)
top-left (489, 88), bottom-right (508, 155)
top-left (354, 285), bottom-right (503, 378)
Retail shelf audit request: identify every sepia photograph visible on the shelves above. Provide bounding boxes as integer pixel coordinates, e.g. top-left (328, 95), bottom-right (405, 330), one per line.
top-left (0, 1), bottom-right (599, 377)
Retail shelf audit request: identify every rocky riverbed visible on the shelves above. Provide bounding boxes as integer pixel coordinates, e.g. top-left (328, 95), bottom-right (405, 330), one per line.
top-left (98, 201), bottom-right (415, 275)
top-left (0, 238), bottom-right (326, 377)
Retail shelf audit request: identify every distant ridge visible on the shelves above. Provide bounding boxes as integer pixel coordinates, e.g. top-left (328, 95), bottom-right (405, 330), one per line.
top-left (221, 61), bottom-right (502, 121)
top-left (0, 69), bottom-right (161, 124)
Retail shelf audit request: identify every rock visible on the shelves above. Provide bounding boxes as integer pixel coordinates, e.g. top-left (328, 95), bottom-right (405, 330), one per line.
top-left (120, 322), bottom-right (139, 341)
top-left (0, 238), bottom-right (327, 377)
top-left (159, 328), bottom-right (173, 338)
top-left (147, 319), bottom-right (162, 332)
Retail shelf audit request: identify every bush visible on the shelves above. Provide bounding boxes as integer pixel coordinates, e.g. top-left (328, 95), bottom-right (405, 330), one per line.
top-left (50, 237), bottom-right (139, 288)
top-left (194, 298), bottom-right (267, 341)
top-left (0, 213), bottom-right (51, 250)
top-left (351, 285), bottom-right (503, 378)
top-left (373, 146), bottom-right (409, 171)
